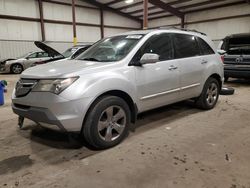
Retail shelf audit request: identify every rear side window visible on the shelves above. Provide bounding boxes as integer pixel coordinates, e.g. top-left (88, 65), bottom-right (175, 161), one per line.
top-left (37, 52), bottom-right (49, 58)
top-left (197, 37), bottom-right (215, 55)
top-left (43, 52), bottom-right (49, 57)
top-left (173, 33), bottom-right (200, 58)
top-left (132, 33), bottom-right (173, 63)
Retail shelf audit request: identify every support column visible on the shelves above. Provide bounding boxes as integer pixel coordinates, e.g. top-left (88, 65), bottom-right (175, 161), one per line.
top-left (72, 0), bottom-right (77, 46)
top-left (100, 8), bottom-right (104, 38)
top-left (181, 15), bottom-right (185, 28)
top-left (143, 0), bottom-right (148, 29)
top-left (38, 0), bottom-right (45, 41)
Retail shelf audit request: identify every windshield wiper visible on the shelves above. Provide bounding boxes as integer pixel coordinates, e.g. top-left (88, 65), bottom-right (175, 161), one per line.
top-left (81, 57), bottom-right (100, 61)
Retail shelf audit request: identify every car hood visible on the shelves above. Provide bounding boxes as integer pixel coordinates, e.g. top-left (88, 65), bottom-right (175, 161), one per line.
top-left (0, 58), bottom-right (16, 63)
top-left (21, 59), bottom-right (113, 79)
top-left (34, 41), bottom-right (64, 58)
top-left (6, 58), bottom-right (26, 63)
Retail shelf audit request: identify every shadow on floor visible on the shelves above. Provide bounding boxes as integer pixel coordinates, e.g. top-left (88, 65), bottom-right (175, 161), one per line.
top-left (20, 100), bottom-right (201, 149)
top-left (225, 78), bottom-right (250, 87)
top-left (14, 100), bottom-right (207, 164)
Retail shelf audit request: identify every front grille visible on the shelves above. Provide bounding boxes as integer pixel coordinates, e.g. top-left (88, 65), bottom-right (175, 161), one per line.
top-left (15, 79), bottom-right (38, 97)
top-left (224, 56), bottom-right (250, 65)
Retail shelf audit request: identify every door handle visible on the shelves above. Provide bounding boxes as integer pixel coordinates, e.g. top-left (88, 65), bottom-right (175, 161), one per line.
top-left (168, 65), bottom-right (178, 70)
top-left (201, 60), bottom-right (208, 64)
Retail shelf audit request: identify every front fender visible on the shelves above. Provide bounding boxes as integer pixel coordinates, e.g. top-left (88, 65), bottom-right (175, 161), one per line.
top-left (60, 70), bottom-right (137, 103)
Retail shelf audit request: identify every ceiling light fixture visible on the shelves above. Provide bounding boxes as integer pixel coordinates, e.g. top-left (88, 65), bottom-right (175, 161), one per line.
top-left (125, 0), bottom-right (134, 4)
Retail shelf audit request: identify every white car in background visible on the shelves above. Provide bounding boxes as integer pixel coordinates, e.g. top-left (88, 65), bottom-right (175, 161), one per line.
top-left (31, 42), bottom-right (91, 66)
top-left (62, 45), bottom-right (91, 59)
top-left (0, 52), bottom-right (51, 74)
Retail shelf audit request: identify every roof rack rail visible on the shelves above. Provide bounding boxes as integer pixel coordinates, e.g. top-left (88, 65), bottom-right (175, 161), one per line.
top-left (158, 26), bottom-right (207, 36)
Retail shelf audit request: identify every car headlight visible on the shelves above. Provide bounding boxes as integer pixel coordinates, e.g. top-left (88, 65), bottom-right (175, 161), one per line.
top-left (32, 77), bottom-right (78, 94)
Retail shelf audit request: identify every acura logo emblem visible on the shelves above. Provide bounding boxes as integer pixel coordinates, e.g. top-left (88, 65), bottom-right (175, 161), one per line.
top-left (235, 57), bottom-right (243, 63)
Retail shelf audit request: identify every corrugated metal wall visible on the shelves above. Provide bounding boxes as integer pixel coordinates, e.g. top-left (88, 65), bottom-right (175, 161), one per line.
top-left (0, 40), bottom-right (39, 60)
top-left (0, 0), bottom-right (140, 59)
top-left (148, 4), bottom-right (250, 48)
top-left (0, 40), bottom-right (92, 59)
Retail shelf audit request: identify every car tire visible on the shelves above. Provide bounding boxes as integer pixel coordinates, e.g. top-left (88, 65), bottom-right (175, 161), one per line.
top-left (220, 87), bottom-right (235, 95)
top-left (82, 95), bottom-right (131, 149)
top-left (11, 64), bottom-right (23, 74)
top-left (224, 76), bottom-right (229, 82)
top-left (195, 77), bottom-right (220, 110)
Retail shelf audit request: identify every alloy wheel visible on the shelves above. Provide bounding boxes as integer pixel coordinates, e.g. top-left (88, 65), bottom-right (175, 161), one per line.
top-left (206, 82), bottom-right (218, 106)
top-left (12, 64), bottom-right (23, 74)
top-left (98, 105), bottom-right (126, 142)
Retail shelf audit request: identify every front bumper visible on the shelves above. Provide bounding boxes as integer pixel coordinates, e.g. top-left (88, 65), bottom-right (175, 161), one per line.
top-left (12, 103), bottom-right (67, 131)
top-left (0, 64), bottom-right (11, 73)
top-left (12, 90), bottom-right (93, 132)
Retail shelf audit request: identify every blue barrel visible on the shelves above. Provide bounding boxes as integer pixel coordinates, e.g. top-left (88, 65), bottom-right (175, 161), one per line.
top-left (0, 81), bottom-right (4, 106)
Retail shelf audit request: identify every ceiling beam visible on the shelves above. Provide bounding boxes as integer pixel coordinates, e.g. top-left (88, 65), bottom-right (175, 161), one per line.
top-left (145, 0), bottom-right (235, 18)
top-left (117, 1), bottom-right (143, 11)
top-left (148, 0), bottom-right (184, 18)
top-left (147, 10), bottom-right (167, 17)
top-left (127, 6), bottom-right (158, 15)
top-left (105, 0), bottom-right (124, 6)
top-left (42, 0), bottom-right (98, 10)
top-left (126, 0), bottom-right (192, 15)
top-left (83, 0), bottom-right (141, 22)
top-left (136, 0), bottom-right (224, 17)
top-left (178, 0), bottom-right (226, 10)
top-left (148, 0), bottom-right (247, 20)
top-left (184, 0), bottom-right (247, 13)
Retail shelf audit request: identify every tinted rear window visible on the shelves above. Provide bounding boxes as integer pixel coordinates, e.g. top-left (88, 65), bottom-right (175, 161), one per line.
top-left (173, 33), bottom-right (200, 58)
top-left (225, 36), bottom-right (250, 55)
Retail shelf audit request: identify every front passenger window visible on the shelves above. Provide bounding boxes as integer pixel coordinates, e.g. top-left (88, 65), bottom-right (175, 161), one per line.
top-left (27, 53), bottom-right (37, 59)
top-left (132, 33), bottom-right (173, 64)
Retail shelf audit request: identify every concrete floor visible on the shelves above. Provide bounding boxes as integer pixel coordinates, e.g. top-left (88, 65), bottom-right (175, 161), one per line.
top-left (0, 74), bottom-right (250, 188)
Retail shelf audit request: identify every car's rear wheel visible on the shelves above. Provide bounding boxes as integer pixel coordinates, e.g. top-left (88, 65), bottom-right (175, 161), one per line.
top-left (82, 96), bottom-right (131, 149)
top-left (11, 64), bottom-right (23, 74)
top-left (195, 77), bottom-right (220, 110)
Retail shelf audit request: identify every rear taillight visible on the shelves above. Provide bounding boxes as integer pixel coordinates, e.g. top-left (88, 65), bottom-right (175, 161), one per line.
top-left (220, 55), bottom-right (224, 64)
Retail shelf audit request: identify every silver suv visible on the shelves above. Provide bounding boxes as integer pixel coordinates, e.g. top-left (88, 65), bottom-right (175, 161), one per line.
top-left (12, 28), bottom-right (224, 149)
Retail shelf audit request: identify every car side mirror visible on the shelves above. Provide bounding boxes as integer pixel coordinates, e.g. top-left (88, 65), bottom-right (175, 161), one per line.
top-left (217, 49), bottom-right (226, 55)
top-left (140, 53), bottom-right (159, 65)
top-left (26, 57), bottom-right (30, 60)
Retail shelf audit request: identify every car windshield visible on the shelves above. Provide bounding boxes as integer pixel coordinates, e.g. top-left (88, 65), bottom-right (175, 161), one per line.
top-left (17, 52), bottom-right (32, 59)
top-left (77, 35), bottom-right (144, 62)
top-left (62, 47), bottom-right (78, 58)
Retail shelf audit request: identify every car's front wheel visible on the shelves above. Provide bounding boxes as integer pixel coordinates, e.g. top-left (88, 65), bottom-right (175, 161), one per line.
top-left (195, 77), bottom-right (220, 110)
top-left (82, 96), bottom-right (131, 149)
top-left (11, 64), bottom-right (23, 74)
